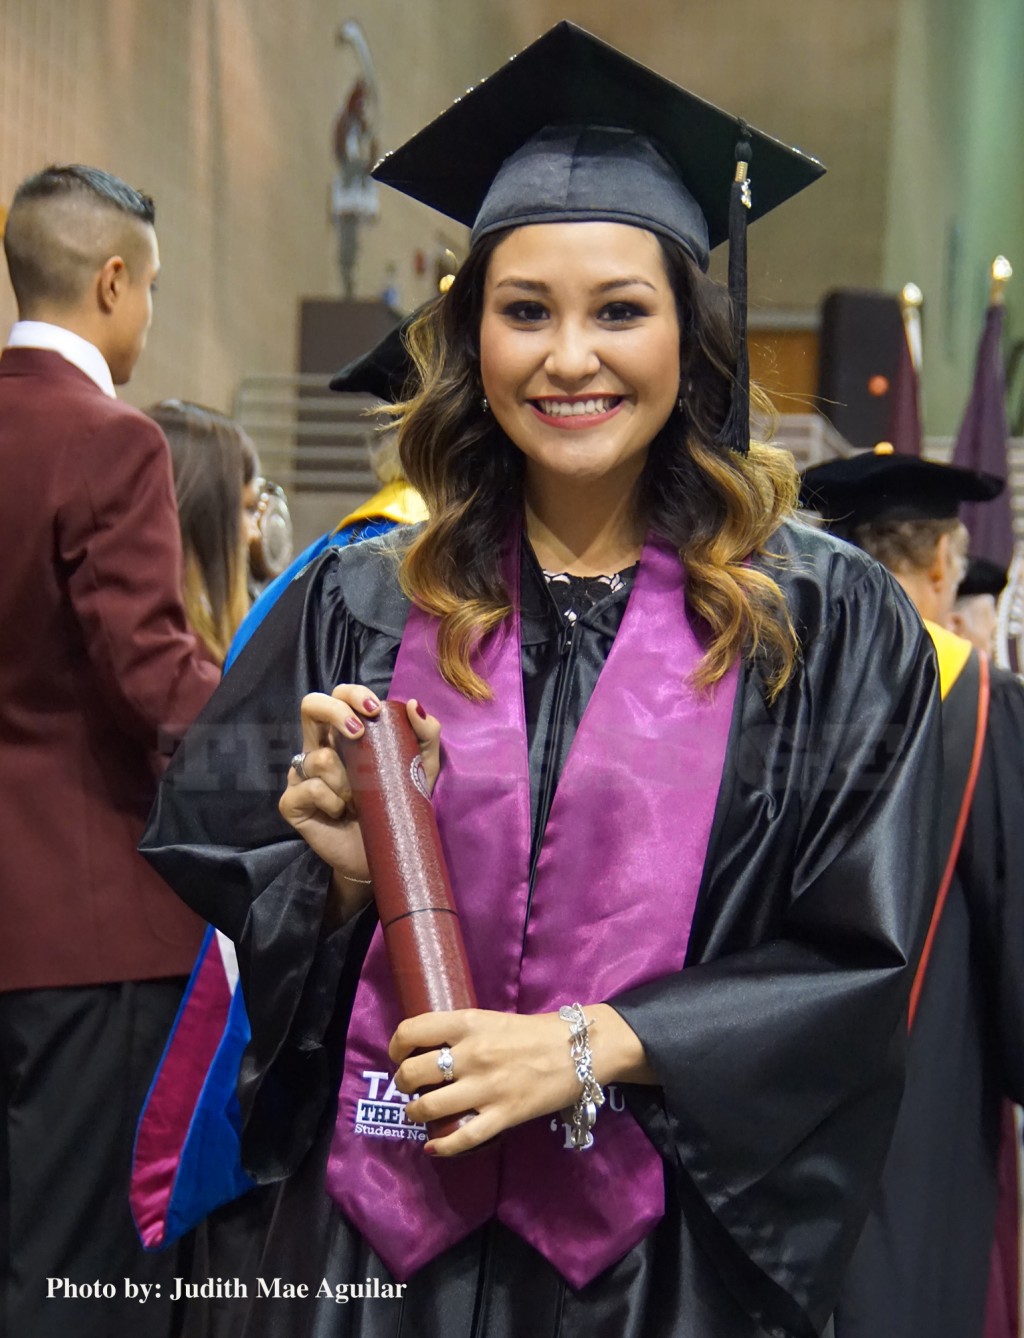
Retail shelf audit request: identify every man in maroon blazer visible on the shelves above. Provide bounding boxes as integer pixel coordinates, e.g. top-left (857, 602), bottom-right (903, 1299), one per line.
top-left (0, 166), bottom-right (220, 1337)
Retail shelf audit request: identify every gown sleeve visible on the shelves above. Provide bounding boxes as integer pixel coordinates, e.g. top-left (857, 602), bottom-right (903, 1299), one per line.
top-left (958, 664), bottom-right (1024, 1105)
top-left (141, 547), bottom-right (402, 1177)
top-left (610, 555), bottom-right (944, 1338)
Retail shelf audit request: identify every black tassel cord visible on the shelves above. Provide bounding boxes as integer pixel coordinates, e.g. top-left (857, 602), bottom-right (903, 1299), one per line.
top-left (719, 125), bottom-right (753, 455)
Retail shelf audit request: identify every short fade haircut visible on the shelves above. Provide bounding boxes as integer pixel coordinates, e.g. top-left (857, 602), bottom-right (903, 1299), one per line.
top-left (3, 164), bottom-right (156, 314)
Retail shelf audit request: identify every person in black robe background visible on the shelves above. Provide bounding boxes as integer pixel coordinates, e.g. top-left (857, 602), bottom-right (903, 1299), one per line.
top-left (141, 26), bottom-right (943, 1338)
top-left (802, 449), bottom-right (1024, 1338)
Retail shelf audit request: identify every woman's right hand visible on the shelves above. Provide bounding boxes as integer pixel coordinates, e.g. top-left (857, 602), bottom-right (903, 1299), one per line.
top-left (279, 686), bottom-right (441, 921)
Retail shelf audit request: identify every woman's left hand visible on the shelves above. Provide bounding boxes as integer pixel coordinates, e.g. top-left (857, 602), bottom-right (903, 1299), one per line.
top-left (389, 1008), bottom-right (584, 1157)
top-left (389, 1004), bottom-right (656, 1156)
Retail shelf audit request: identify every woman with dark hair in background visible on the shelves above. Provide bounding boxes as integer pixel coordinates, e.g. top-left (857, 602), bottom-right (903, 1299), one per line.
top-left (141, 26), bottom-right (942, 1338)
top-left (129, 333), bottom-right (426, 1281)
top-left (147, 399), bottom-right (258, 665)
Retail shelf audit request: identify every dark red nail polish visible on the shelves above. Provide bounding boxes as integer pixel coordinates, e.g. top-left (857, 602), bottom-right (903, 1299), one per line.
top-left (345, 717), bottom-right (362, 735)
top-left (424, 1143), bottom-right (437, 1157)
top-left (415, 702), bottom-right (427, 720)
top-left (363, 697), bottom-right (379, 713)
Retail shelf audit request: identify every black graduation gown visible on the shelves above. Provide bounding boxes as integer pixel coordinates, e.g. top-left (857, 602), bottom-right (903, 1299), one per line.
top-left (142, 520), bottom-right (942, 1338)
top-left (835, 659), bottom-right (1024, 1338)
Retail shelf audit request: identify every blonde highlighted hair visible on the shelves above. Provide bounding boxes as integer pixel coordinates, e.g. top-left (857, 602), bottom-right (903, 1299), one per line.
top-left (389, 230), bottom-right (799, 700)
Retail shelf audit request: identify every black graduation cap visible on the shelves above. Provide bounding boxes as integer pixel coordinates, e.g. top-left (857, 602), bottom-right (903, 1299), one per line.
top-left (329, 313), bottom-right (417, 402)
top-left (372, 21), bottom-right (825, 454)
top-left (957, 555), bottom-right (1008, 600)
top-left (373, 22), bottom-right (823, 260)
top-left (800, 446), bottom-right (1005, 530)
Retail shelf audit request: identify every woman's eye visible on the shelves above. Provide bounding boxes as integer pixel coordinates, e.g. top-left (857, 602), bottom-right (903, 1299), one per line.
top-left (502, 301), bottom-right (548, 323)
top-left (600, 301), bottom-right (646, 323)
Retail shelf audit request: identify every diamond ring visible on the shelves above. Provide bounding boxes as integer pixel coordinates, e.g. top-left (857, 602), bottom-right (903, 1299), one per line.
top-left (437, 1045), bottom-right (455, 1083)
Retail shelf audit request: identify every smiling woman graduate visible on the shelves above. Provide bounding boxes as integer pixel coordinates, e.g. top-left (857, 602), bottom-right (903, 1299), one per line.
top-left (141, 23), bottom-right (942, 1338)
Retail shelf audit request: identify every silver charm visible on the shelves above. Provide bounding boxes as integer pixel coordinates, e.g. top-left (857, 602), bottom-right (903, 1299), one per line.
top-left (559, 1003), bottom-right (605, 1151)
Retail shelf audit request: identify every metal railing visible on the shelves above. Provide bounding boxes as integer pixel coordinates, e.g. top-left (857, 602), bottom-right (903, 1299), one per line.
top-left (232, 373), bottom-right (380, 493)
top-left (766, 414), bottom-right (859, 470)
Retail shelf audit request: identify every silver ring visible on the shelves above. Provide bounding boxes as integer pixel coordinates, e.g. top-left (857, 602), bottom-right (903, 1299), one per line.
top-left (291, 751), bottom-right (309, 781)
top-left (437, 1045), bottom-right (455, 1083)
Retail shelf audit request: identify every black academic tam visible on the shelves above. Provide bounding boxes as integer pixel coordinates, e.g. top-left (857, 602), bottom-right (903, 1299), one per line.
top-left (800, 448), bottom-right (1004, 529)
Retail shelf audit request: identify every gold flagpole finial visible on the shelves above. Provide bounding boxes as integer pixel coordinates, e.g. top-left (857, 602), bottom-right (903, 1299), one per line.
top-left (991, 256), bottom-right (1013, 306)
top-left (898, 284), bottom-right (924, 370)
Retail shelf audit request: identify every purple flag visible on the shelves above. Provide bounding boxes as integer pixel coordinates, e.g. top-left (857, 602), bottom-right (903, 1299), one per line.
top-left (885, 313), bottom-right (923, 456)
top-left (983, 1103), bottom-right (1022, 1338)
top-left (953, 304), bottom-right (1015, 567)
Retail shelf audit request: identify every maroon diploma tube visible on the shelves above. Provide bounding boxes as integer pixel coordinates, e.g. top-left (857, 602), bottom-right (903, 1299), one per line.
top-left (336, 700), bottom-right (477, 1139)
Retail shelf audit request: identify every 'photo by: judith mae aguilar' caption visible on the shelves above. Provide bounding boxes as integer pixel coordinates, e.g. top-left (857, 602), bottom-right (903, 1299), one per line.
top-left (47, 1276), bottom-right (408, 1305)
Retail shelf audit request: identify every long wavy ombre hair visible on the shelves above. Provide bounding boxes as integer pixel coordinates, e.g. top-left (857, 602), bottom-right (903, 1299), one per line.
top-left (392, 229), bottom-right (799, 700)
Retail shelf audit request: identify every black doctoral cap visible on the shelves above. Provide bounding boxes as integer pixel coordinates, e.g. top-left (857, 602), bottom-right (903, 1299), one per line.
top-left (329, 311), bottom-right (419, 402)
top-left (372, 21), bottom-right (825, 453)
top-left (957, 555), bottom-right (1008, 600)
top-left (800, 445), bottom-right (1005, 532)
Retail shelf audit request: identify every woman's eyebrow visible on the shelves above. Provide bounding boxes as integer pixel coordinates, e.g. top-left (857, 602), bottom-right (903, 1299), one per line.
top-left (492, 276), bottom-right (657, 294)
top-left (594, 278), bottom-right (657, 294)
top-left (493, 278), bottom-right (549, 293)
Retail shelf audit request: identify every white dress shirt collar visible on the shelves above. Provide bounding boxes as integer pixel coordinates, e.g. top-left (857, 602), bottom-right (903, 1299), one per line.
top-left (6, 321), bottom-right (116, 398)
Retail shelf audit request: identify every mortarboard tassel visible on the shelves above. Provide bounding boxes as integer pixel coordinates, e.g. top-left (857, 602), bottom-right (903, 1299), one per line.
top-left (718, 127), bottom-right (753, 455)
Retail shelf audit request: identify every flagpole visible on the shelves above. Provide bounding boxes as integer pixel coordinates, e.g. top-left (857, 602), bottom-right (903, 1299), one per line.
top-left (900, 282), bottom-right (924, 371)
top-left (884, 282), bottom-right (925, 454)
top-left (991, 256), bottom-right (1018, 675)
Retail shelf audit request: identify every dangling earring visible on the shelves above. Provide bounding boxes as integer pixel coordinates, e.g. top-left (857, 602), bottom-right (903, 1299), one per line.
top-left (481, 395), bottom-right (490, 414)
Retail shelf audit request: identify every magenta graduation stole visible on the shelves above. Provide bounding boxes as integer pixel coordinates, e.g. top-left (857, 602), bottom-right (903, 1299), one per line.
top-left (327, 536), bottom-right (738, 1288)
